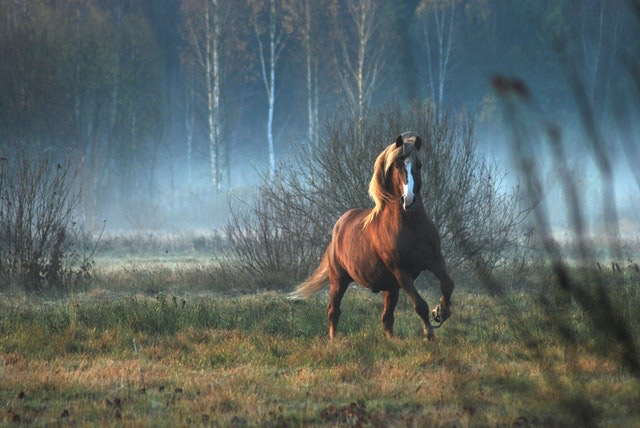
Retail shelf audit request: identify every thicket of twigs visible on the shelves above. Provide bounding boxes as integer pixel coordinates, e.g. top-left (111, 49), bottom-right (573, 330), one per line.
top-left (223, 102), bottom-right (536, 285)
top-left (0, 155), bottom-right (92, 291)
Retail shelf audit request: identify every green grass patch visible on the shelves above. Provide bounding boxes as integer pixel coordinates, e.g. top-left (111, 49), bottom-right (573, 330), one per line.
top-left (2, 272), bottom-right (639, 426)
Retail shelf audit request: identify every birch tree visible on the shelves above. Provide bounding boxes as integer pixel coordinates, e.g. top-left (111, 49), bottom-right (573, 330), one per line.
top-left (417, 0), bottom-right (460, 123)
top-left (293, 0), bottom-right (327, 147)
top-left (577, 0), bottom-right (623, 123)
top-left (248, 0), bottom-right (293, 178)
top-left (2, 0), bottom-right (28, 36)
top-left (184, 70), bottom-right (196, 186)
top-left (303, 0), bottom-right (319, 147)
top-left (331, 0), bottom-right (387, 142)
top-left (57, 0), bottom-right (115, 230)
top-left (181, 0), bottom-right (229, 191)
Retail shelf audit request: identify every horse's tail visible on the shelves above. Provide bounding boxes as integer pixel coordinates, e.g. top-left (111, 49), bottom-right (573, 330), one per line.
top-left (288, 251), bottom-right (329, 300)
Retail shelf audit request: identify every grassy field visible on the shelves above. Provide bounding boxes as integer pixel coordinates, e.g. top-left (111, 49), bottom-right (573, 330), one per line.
top-left (1, 255), bottom-right (639, 427)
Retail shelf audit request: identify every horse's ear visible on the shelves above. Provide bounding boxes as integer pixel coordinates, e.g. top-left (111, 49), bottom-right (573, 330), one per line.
top-left (414, 136), bottom-right (422, 150)
top-left (395, 135), bottom-right (403, 148)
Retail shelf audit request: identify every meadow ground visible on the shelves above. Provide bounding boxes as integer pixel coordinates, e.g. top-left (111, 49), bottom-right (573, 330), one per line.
top-left (1, 252), bottom-right (639, 427)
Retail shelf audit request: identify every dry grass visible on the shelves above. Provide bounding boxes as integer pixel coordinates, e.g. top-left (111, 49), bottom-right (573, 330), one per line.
top-left (1, 267), bottom-right (639, 427)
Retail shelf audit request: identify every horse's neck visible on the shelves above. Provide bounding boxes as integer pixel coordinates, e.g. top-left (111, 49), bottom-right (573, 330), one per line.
top-left (382, 197), bottom-right (425, 228)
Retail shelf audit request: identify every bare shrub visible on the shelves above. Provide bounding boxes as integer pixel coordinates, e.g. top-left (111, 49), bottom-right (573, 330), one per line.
top-left (226, 195), bottom-right (322, 282)
top-left (0, 154), bottom-right (91, 291)
top-left (224, 102), bottom-right (535, 285)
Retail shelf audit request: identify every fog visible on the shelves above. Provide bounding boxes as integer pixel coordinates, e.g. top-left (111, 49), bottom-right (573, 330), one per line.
top-left (1, 0), bottom-right (639, 239)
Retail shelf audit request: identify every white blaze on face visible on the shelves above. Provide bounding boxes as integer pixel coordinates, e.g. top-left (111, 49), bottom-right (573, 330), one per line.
top-left (402, 159), bottom-right (415, 209)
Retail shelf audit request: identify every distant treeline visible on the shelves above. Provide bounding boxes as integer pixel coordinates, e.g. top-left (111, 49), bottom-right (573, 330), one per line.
top-left (0, 0), bottom-right (637, 228)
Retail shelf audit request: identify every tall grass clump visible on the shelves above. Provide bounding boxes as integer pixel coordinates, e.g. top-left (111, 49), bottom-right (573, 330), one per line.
top-left (0, 153), bottom-right (91, 291)
top-left (223, 102), bottom-right (535, 287)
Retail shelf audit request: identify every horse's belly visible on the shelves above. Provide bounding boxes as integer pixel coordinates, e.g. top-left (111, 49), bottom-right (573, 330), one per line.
top-left (351, 261), bottom-right (398, 292)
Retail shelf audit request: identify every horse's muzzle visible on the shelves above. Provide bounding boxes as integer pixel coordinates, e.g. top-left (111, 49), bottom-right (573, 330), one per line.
top-left (401, 195), bottom-right (416, 211)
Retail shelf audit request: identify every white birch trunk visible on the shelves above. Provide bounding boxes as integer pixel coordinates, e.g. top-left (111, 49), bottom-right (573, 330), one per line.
top-left (421, 1), bottom-right (455, 124)
top-left (183, 0), bottom-right (226, 191)
top-left (204, 2), bottom-right (216, 190)
top-left (268, 0), bottom-right (276, 177)
top-left (203, 0), bottom-right (223, 191)
top-left (254, 0), bottom-right (284, 179)
top-left (423, 18), bottom-right (436, 106)
top-left (581, 2), bottom-right (605, 107)
top-left (335, 0), bottom-right (385, 142)
top-left (185, 78), bottom-right (194, 185)
top-left (312, 70), bottom-right (319, 145)
top-left (357, 4), bottom-right (366, 141)
top-left (212, 0), bottom-right (222, 190)
top-left (304, 0), bottom-right (317, 147)
top-left (333, 0), bottom-right (383, 142)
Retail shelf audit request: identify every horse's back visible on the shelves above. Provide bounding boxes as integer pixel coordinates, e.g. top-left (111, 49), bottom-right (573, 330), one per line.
top-left (333, 208), bottom-right (366, 231)
top-left (331, 208), bottom-right (370, 258)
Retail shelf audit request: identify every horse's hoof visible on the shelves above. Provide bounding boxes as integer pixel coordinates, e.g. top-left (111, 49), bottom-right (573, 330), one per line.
top-left (432, 304), bottom-right (451, 324)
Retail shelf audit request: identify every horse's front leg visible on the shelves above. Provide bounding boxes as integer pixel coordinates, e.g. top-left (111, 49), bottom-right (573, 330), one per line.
top-left (394, 271), bottom-right (435, 340)
top-left (427, 257), bottom-right (454, 324)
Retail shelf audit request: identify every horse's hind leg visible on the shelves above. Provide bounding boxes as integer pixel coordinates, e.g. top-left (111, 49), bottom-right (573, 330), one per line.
top-left (381, 289), bottom-right (399, 338)
top-left (327, 274), bottom-right (350, 340)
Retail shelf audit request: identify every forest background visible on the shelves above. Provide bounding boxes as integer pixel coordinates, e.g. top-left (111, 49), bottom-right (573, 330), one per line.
top-left (2, 0), bottom-right (639, 234)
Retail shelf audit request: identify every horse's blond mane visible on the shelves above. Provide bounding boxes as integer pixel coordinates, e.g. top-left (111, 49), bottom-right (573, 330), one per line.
top-left (362, 136), bottom-right (419, 228)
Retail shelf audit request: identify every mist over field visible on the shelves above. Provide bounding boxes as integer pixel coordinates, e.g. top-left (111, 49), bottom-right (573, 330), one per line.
top-left (2, 0), bottom-right (639, 238)
top-left (3, 2), bottom-right (640, 426)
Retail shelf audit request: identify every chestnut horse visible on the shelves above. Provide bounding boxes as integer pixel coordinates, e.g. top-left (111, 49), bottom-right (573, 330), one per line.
top-left (291, 134), bottom-right (454, 340)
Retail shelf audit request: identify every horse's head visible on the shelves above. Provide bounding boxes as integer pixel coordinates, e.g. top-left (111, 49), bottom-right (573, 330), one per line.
top-left (364, 133), bottom-right (424, 227)
top-left (389, 134), bottom-right (423, 211)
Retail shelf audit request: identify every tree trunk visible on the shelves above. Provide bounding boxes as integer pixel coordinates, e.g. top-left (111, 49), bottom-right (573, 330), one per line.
top-left (304, 0), bottom-right (318, 147)
top-left (268, 1), bottom-right (276, 177)
top-left (185, 76), bottom-right (194, 185)
top-left (204, 0), bottom-right (223, 192)
top-left (333, 0), bottom-right (385, 144)
top-left (254, 0), bottom-right (284, 179)
top-left (420, 1), bottom-right (456, 124)
top-left (212, 0), bottom-right (222, 190)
